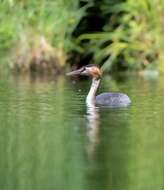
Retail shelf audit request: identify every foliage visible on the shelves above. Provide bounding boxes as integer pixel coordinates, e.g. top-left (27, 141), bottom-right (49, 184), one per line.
top-left (0, 0), bottom-right (88, 69)
top-left (78, 0), bottom-right (164, 72)
top-left (0, 0), bottom-right (164, 72)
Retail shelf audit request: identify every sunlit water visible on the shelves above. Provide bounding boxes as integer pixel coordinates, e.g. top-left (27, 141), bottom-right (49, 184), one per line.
top-left (0, 73), bottom-right (164, 190)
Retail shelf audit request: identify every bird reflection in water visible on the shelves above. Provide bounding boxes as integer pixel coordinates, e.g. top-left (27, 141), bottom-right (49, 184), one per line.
top-left (66, 65), bottom-right (130, 159)
top-left (86, 105), bottom-right (100, 159)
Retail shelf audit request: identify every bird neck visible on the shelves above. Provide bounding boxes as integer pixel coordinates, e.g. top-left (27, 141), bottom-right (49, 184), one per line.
top-left (86, 78), bottom-right (100, 107)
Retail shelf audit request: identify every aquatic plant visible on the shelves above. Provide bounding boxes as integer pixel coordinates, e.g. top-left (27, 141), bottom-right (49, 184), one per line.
top-left (0, 0), bottom-right (164, 73)
top-left (78, 0), bottom-right (164, 72)
top-left (0, 0), bottom-right (87, 72)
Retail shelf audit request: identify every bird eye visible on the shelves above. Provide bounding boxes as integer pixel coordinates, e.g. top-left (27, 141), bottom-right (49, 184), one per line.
top-left (82, 67), bottom-right (86, 72)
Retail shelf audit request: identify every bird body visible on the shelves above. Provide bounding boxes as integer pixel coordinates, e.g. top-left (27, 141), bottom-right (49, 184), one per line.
top-left (67, 65), bottom-right (131, 107)
top-left (96, 92), bottom-right (131, 107)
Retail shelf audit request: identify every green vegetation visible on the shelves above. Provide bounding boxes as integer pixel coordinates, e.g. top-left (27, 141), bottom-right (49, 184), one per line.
top-left (78, 0), bottom-right (164, 72)
top-left (0, 0), bottom-right (86, 72)
top-left (0, 0), bottom-right (164, 72)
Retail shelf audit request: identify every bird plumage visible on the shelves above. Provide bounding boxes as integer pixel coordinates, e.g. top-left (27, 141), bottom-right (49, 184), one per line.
top-left (67, 65), bottom-right (131, 107)
top-left (96, 92), bottom-right (131, 107)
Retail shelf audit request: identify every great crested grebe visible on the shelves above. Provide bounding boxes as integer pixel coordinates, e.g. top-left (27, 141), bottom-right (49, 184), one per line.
top-left (67, 65), bottom-right (131, 107)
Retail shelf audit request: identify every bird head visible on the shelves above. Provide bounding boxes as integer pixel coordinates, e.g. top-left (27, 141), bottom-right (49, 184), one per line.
top-left (66, 65), bottom-right (102, 79)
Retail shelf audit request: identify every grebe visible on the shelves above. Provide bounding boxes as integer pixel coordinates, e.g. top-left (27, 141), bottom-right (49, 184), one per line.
top-left (67, 65), bottom-right (131, 107)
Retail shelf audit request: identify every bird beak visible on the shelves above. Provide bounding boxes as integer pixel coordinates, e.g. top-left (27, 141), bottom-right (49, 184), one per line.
top-left (66, 68), bottom-right (83, 76)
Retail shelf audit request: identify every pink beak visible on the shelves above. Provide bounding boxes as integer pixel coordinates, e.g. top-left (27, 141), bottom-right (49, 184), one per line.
top-left (66, 68), bottom-right (83, 76)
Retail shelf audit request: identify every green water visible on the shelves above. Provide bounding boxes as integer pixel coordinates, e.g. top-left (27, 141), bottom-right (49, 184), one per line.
top-left (0, 73), bottom-right (164, 190)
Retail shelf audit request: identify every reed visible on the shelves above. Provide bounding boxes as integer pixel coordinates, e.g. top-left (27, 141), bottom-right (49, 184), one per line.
top-left (79, 0), bottom-right (164, 72)
top-left (0, 0), bottom-right (86, 72)
top-left (0, 0), bottom-right (164, 72)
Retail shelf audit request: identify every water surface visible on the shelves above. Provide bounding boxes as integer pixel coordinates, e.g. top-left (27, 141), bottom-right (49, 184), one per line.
top-left (0, 73), bottom-right (164, 190)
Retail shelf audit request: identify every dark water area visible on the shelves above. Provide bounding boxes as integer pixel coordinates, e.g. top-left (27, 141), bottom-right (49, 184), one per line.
top-left (0, 72), bottom-right (164, 190)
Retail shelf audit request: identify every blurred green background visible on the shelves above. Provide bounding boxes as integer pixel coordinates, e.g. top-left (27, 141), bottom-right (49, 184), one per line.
top-left (0, 2), bottom-right (164, 190)
top-left (0, 0), bottom-right (164, 73)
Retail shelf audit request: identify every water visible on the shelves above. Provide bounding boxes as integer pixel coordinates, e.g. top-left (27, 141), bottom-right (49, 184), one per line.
top-left (0, 73), bottom-right (164, 190)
